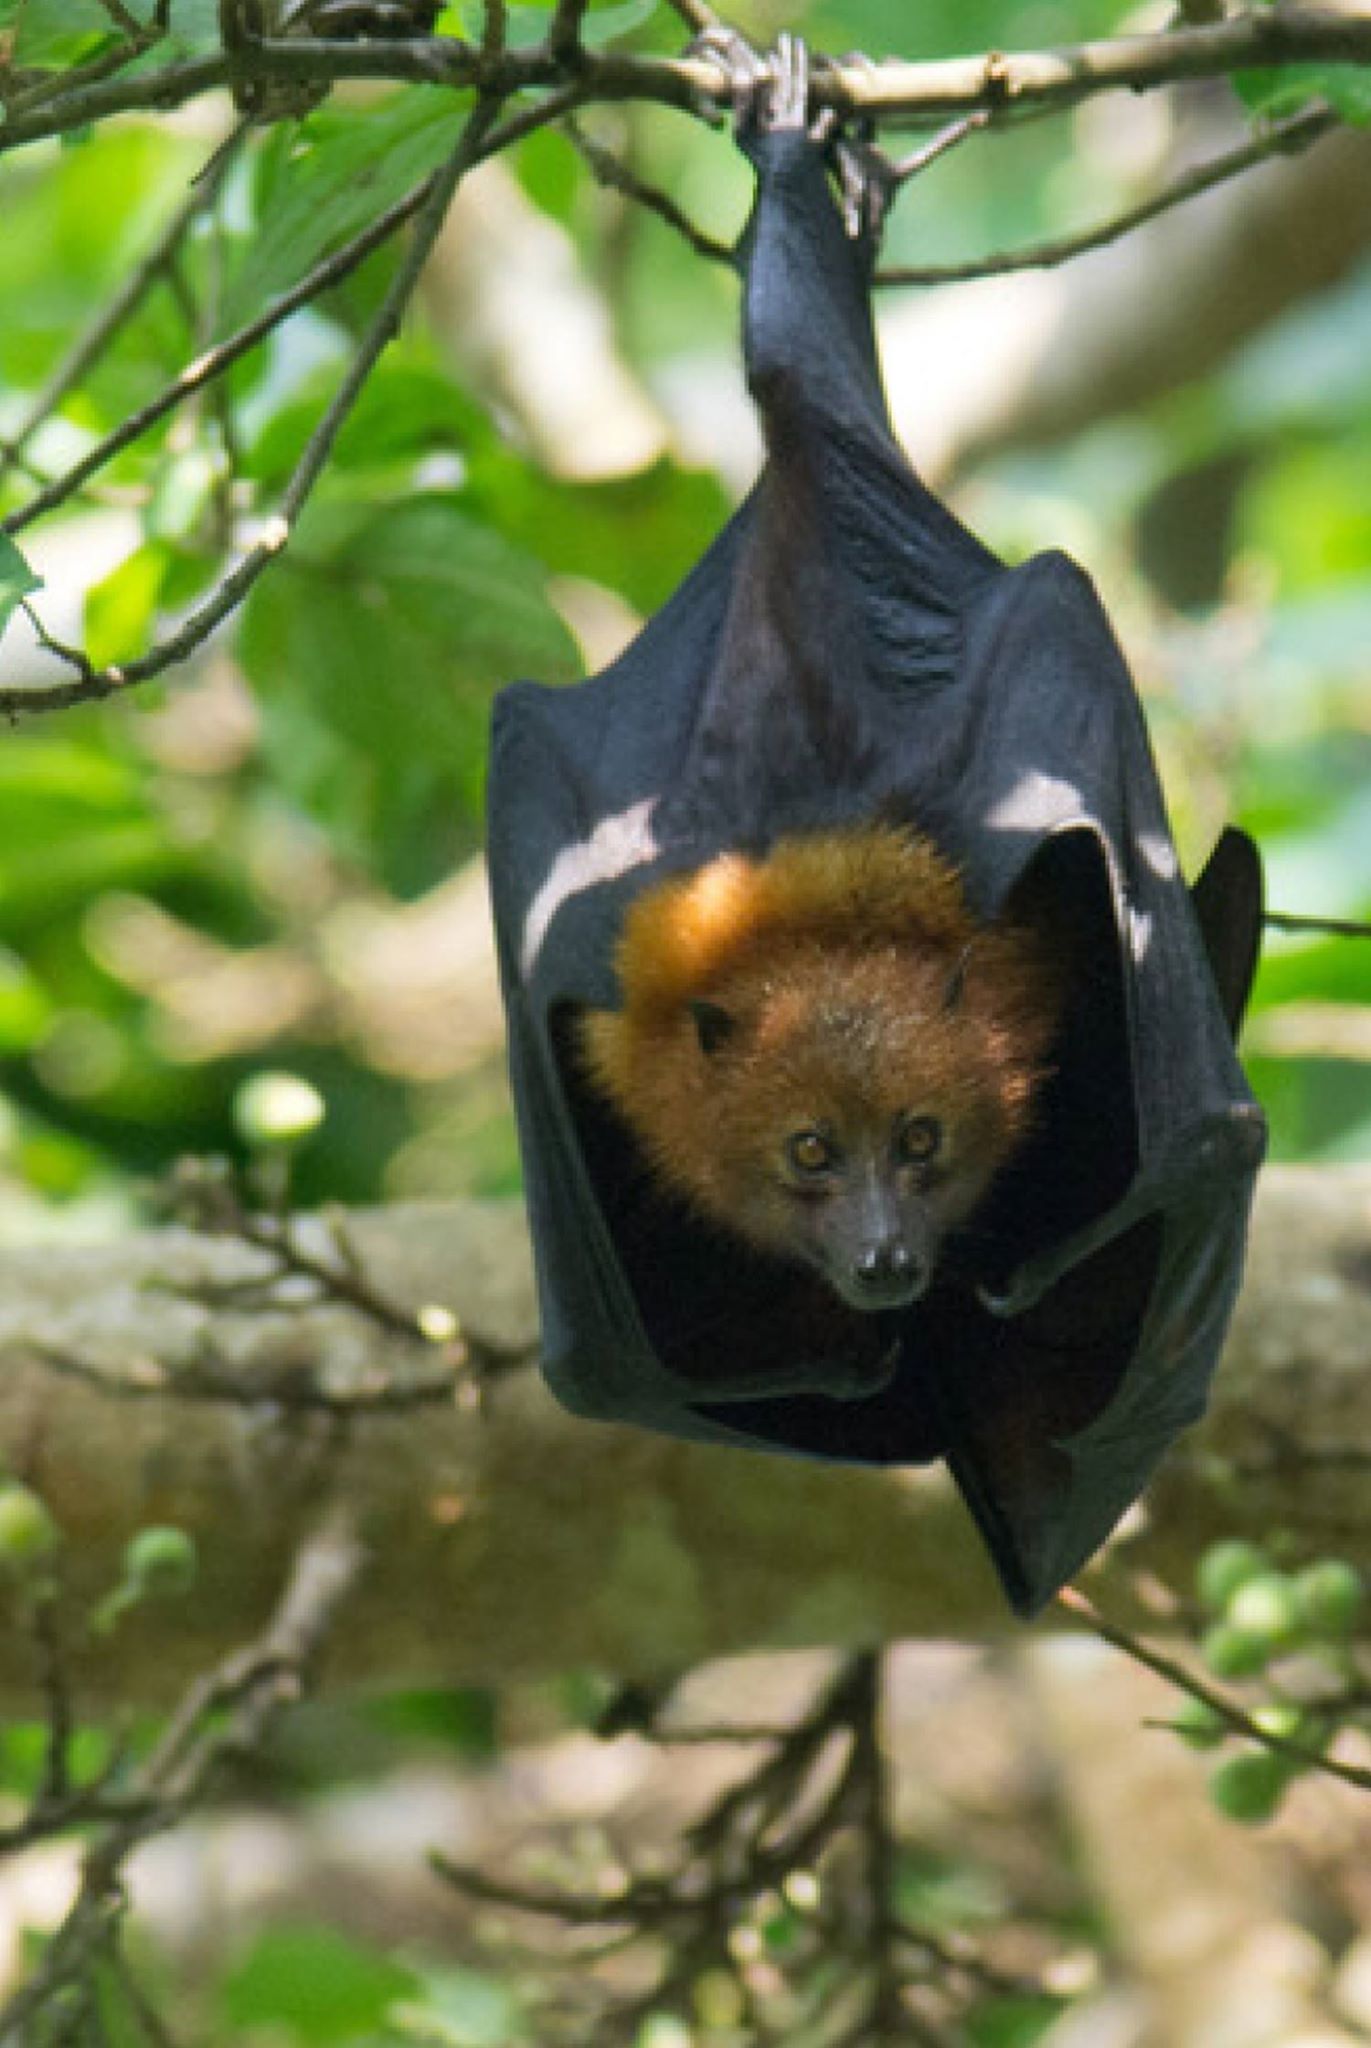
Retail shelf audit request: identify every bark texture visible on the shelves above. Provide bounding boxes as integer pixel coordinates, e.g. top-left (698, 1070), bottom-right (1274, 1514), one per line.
top-left (0, 1167), bottom-right (1366, 1707)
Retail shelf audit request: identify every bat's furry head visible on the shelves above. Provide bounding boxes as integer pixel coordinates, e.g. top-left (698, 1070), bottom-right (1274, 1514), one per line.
top-left (577, 825), bottom-right (1064, 1312)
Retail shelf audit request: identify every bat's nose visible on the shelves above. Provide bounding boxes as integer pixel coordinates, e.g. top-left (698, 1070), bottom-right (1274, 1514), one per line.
top-left (849, 1240), bottom-right (927, 1309)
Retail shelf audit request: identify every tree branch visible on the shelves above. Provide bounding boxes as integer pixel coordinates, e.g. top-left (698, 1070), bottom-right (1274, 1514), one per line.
top-left (0, 127), bottom-right (247, 490)
top-left (877, 102), bottom-right (1337, 286)
top-left (3, 91), bottom-right (579, 716)
top-left (0, 1169), bottom-right (1364, 1706)
top-left (1058, 1587), bottom-right (1371, 1792)
top-left (4, 9), bottom-right (1371, 155)
top-left (565, 116), bottom-right (734, 264)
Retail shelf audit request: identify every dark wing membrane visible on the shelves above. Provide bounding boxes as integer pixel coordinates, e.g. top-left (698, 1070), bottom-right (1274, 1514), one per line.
top-left (1190, 826), bottom-right (1265, 1038)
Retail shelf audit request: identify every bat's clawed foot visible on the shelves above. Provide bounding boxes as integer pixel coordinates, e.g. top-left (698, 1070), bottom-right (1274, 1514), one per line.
top-left (764, 31), bottom-right (810, 133)
top-left (687, 25), bottom-right (769, 128)
top-left (691, 29), bottom-right (895, 245)
top-left (690, 27), bottom-right (812, 138)
top-left (831, 125), bottom-right (895, 243)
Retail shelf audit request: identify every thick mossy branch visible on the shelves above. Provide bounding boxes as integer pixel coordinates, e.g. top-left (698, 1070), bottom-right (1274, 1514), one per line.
top-left (0, 1169), bottom-right (1365, 1707)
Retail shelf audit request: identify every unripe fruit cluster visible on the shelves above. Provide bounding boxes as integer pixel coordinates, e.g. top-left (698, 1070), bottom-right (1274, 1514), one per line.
top-left (1174, 1540), bottom-right (1364, 1825)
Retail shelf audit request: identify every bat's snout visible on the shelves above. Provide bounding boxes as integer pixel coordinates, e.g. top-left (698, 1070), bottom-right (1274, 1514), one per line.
top-left (840, 1239), bottom-right (930, 1311)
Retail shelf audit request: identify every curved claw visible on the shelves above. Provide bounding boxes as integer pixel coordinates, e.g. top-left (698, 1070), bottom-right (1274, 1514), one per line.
top-left (832, 128), bottom-right (896, 243)
top-left (765, 31), bottom-right (809, 134)
top-left (687, 24), bottom-right (769, 128)
top-left (689, 28), bottom-right (814, 139)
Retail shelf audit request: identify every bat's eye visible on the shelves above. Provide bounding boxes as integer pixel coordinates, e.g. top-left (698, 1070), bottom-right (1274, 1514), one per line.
top-left (897, 1115), bottom-right (942, 1165)
top-left (786, 1129), bottom-right (834, 1176)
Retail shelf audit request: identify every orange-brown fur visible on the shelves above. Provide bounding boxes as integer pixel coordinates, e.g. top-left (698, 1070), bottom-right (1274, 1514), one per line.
top-left (577, 824), bottom-right (1063, 1267)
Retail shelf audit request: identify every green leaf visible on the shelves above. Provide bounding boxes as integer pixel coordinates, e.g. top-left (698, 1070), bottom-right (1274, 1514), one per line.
top-left (1236, 64), bottom-right (1371, 125)
top-left (0, 1721), bottom-right (112, 1802)
top-left (466, 455), bottom-right (733, 615)
top-left (967, 1995), bottom-right (1069, 2047)
top-left (363, 1686), bottom-right (499, 1759)
top-left (159, 0), bottom-right (220, 53)
top-left (392, 1965), bottom-right (522, 2048)
top-left (0, 744), bottom-right (172, 925)
top-left (8, 0), bottom-right (111, 63)
top-left (239, 493), bottom-right (579, 890)
top-left (0, 949), bottom-right (52, 1053)
top-left (225, 92), bottom-right (469, 328)
top-left (146, 447), bottom-right (222, 541)
top-left (0, 535), bottom-right (41, 645)
top-left (83, 542), bottom-right (170, 669)
top-left (16, 1125), bottom-right (107, 1197)
top-left (220, 1924), bottom-right (417, 2044)
top-left (506, 0), bottom-right (655, 36)
top-left (244, 360), bottom-right (488, 491)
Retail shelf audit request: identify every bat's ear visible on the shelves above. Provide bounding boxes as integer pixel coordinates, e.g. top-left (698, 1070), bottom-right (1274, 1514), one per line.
top-left (942, 943), bottom-right (975, 1013)
top-left (690, 1000), bottom-right (737, 1056)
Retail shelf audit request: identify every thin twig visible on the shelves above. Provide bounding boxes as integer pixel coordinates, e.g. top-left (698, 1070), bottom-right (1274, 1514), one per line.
top-left (0, 1508), bottom-right (365, 2037)
top-left (886, 111), bottom-right (990, 185)
top-left (30, 1336), bottom-right (468, 1414)
top-left (1265, 909), bottom-right (1371, 939)
top-left (108, 1947), bottom-right (186, 2048)
top-left (1058, 1585), bottom-right (1371, 1791)
top-left (0, 130), bottom-right (245, 488)
top-left (892, 1918), bottom-right (1047, 1999)
top-left (663, 0), bottom-right (720, 31)
top-left (0, 1792), bottom-right (160, 1856)
top-left (549, 0), bottom-right (589, 66)
top-left (161, 1158), bottom-right (522, 1376)
top-left (849, 1653), bottom-right (903, 2036)
top-left (878, 102), bottom-right (1336, 285)
top-left (481, 0), bottom-right (506, 62)
top-left (3, 160), bottom-right (441, 545)
top-left (94, 0), bottom-right (151, 35)
top-left (3, 23), bottom-right (163, 125)
top-left (31, 1596), bottom-right (75, 1806)
top-left (566, 117), bottom-right (733, 263)
top-left (147, 1504), bottom-right (364, 1792)
top-left (2, 84), bottom-right (588, 719)
top-left (435, 1647), bottom-right (1033, 2038)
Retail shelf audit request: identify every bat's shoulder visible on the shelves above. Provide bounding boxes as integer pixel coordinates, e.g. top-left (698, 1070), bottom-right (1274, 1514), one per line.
top-left (979, 549), bottom-right (1129, 671)
top-left (1005, 548), bottom-right (1107, 608)
top-left (488, 678), bottom-right (591, 793)
top-left (490, 676), bottom-right (568, 750)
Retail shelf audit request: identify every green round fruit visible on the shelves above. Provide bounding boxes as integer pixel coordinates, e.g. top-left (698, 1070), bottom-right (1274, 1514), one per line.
top-left (232, 1071), bottom-right (325, 1148)
top-left (1208, 1749), bottom-right (1292, 1825)
top-left (1292, 1559), bottom-right (1363, 1639)
top-left (1172, 1696), bottom-right (1228, 1750)
top-left (1196, 1540), bottom-right (1270, 1616)
top-left (1201, 1621), bottom-right (1270, 1680)
top-left (1226, 1572), bottom-right (1302, 1649)
top-left (1251, 1701), bottom-right (1303, 1741)
top-left (124, 1525), bottom-right (197, 1596)
top-left (0, 1484), bottom-right (60, 1569)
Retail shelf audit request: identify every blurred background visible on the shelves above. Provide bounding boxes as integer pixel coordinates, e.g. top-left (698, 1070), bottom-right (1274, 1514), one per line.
top-left (0, 0), bottom-right (1369, 2042)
